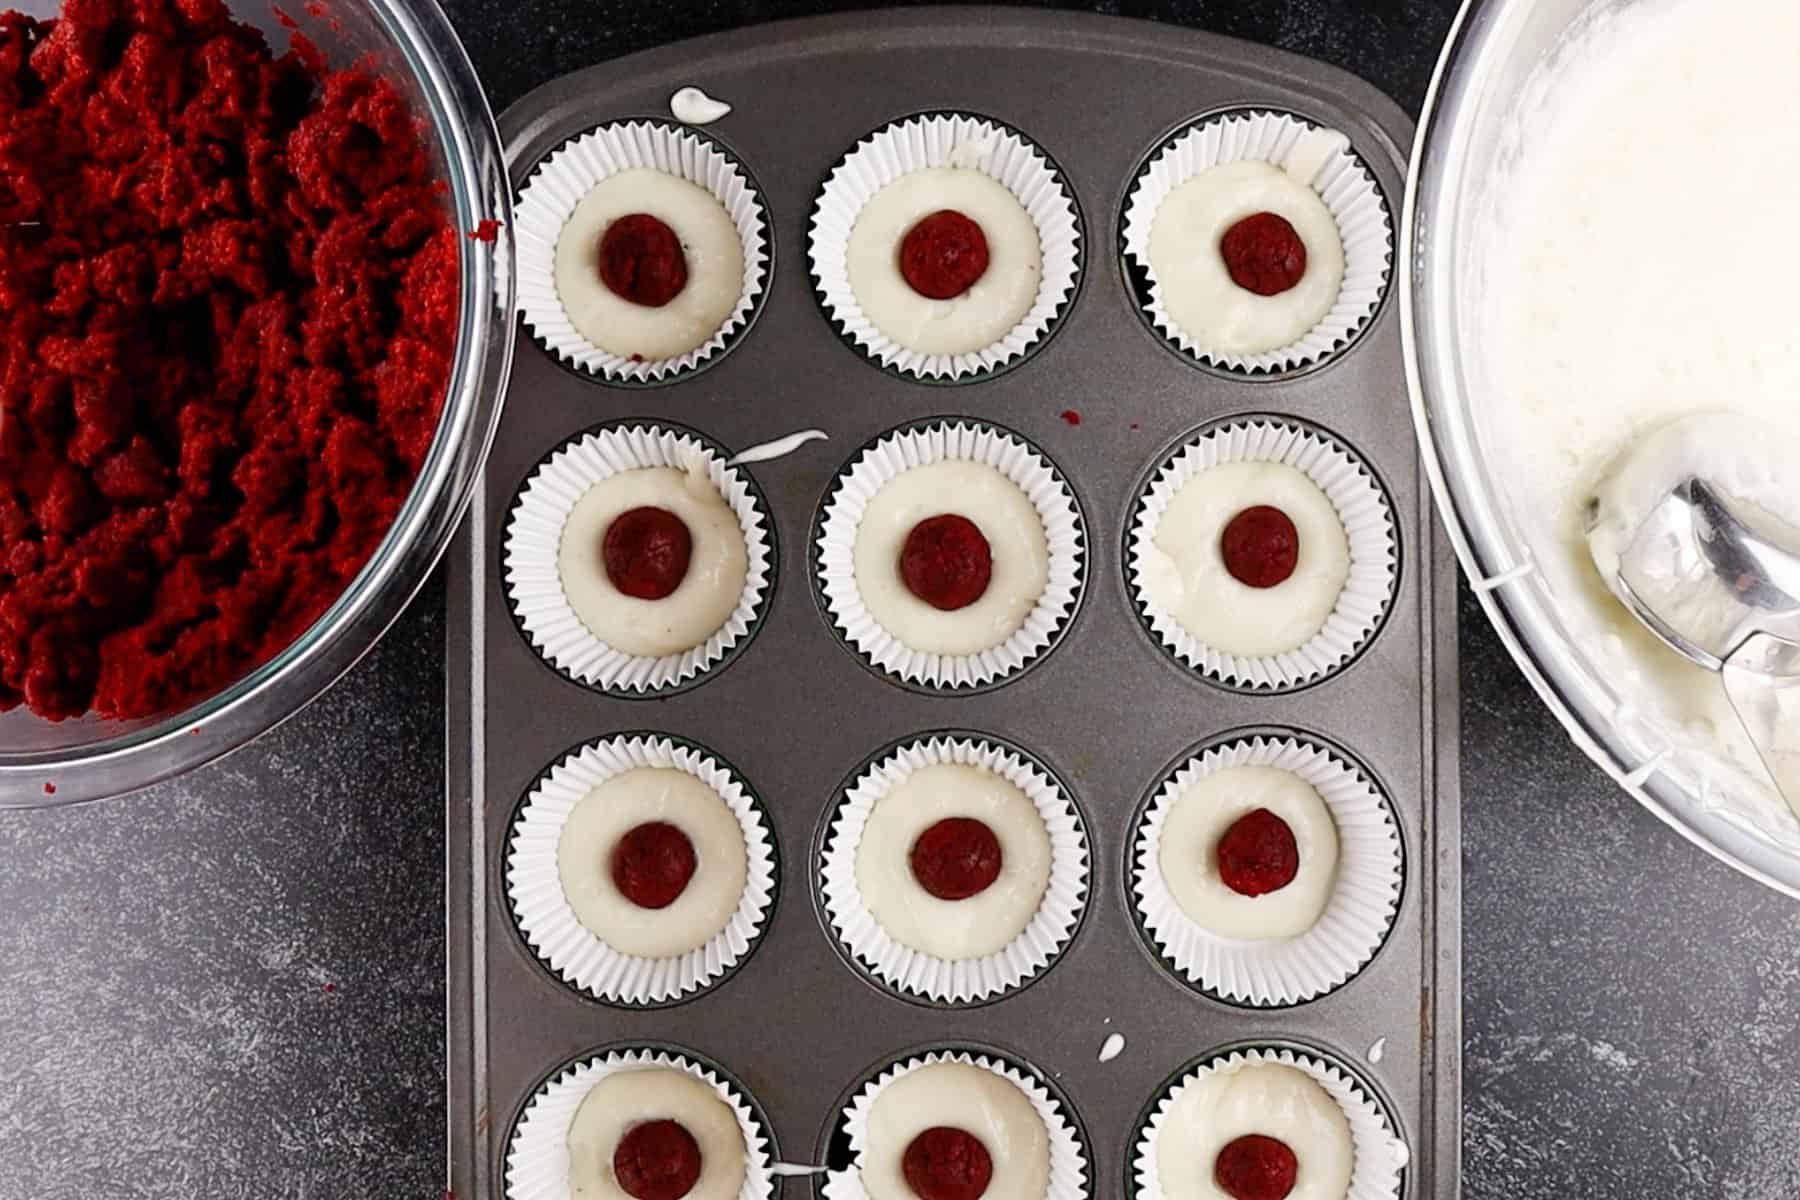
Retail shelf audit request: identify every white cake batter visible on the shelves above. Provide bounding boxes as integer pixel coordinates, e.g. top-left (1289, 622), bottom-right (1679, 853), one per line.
top-left (1148, 160), bottom-right (1345, 356)
top-left (860, 1063), bottom-right (1050, 1200)
top-left (568, 1068), bottom-right (747, 1200)
top-left (853, 460), bottom-right (1050, 657)
top-left (558, 467), bottom-right (747, 659)
top-left (1158, 765), bottom-right (1339, 940)
top-left (1140, 462), bottom-right (1350, 658)
top-left (1468, 0), bottom-right (1800, 832)
top-left (846, 167), bottom-right (1042, 356)
top-left (557, 766), bottom-right (748, 958)
top-left (555, 168), bottom-right (743, 361)
top-left (1156, 1062), bottom-right (1353, 1200)
top-left (856, 763), bottom-right (1052, 960)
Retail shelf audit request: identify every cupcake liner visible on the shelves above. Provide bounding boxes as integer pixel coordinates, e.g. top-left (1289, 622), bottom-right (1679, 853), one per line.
top-left (1131, 733), bottom-right (1403, 1007)
top-left (515, 121), bottom-right (770, 383)
top-left (816, 420), bottom-right (1085, 691)
top-left (820, 734), bottom-right (1089, 1004)
top-left (1127, 417), bottom-right (1396, 691)
top-left (809, 112), bottom-right (1082, 381)
top-left (506, 734), bottom-right (778, 1006)
top-left (506, 1045), bottom-right (776, 1200)
top-left (823, 1049), bottom-right (1089, 1200)
top-left (1131, 1044), bottom-right (1407, 1200)
top-left (1122, 109), bottom-right (1393, 374)
top-left (504, 422), bottom-right (775, 696)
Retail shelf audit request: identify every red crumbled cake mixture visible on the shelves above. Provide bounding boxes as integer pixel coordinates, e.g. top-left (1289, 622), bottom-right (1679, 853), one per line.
top-left (1213, 1133), bottom-right (1299, 1200)
top-left (1059, 409), bottom-right (1081, 426)
top-left (909, 817), bottom-right (1003, 901)
top-left (1215, 807), bottom-right (1300, 897)
top-left (1219, 505), bottom-right (1300, 589)
top-left (1219, 211), bottom-right (1307, 297)
top-left (469, 218), bottom-right (501, 242)
top-left (611, 820), bottom-right (698, 910)
top-left (613, 1119), bottom-right (704, 1200)
top-left (598, 213), bottom-right (688, 307)
top-left (0, 0), bottom-right (457, 721)
top-left (902, 1126), bottom-right (994, 1200)
top-left (604, 506), bottom-right (693, 601)
top-left (899, 209), bottom-right (990, 300)
top-left (899, 513), bottom-right (991, 612)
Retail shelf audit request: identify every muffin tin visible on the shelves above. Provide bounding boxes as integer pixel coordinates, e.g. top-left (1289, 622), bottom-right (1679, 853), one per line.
top-left (447, 9), bottom-right (1460, 1199)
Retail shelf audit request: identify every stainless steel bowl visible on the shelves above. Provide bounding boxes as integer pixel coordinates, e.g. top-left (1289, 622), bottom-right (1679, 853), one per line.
top-left (0, 0), bottom-right (514, 807)
top-left (1404, 0), bottom-right (1800, 895)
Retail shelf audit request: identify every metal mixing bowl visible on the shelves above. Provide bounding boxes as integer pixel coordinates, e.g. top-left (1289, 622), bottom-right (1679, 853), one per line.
top-left (0, 0), bottom-right (514, 807)
top-left (1404, 0), bottom-right (1800, 896)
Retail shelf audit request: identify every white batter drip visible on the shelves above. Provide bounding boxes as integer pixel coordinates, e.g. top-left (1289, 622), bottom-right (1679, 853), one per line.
top-left (555, 168), bottom-right (743, 361)
top-left (670, 86), bottom-right (732, 125)
top-left (568, 1068), bottom-right (747, 1200)
top-left (847, 167), bottom-right (1042, 356)
top-left (854, 460), bottom-right (1050, 657)
top-left (558, 467), bottom-right (747, 659)
top-left (1156, 1062), bottom-right (1353, 1200)
top-left (856, 763), bottom-right (1052, 960)
top-left (1147, 160), bottom-right (1344, 356)
top-left (1140, 462), bottom-right (1350, 658)
top-left (1159, 765), bottom-right (1338, 940)
top-left (557, 767), bottom-right (748, 959)
top-left (861, 1063), bottom-right (1050, 1200)
top-left (1468, 0), bottom-right (1800, 832)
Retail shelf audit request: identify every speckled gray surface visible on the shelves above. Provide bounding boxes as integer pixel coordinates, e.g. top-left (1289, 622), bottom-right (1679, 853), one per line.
top-left (3, 3), bottom-right (1799, 1199)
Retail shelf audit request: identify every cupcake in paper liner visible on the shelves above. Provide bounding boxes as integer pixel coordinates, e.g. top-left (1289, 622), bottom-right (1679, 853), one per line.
top-left (1130, 1043), bottom-right (1407, 1200)
top-left (506, 1044), bottom-right (777, 1200)
top-left (1121, 108), bottom-right (1392, 374)
top-left (809, 112), bottom-right (1083, 382)
top-left (514, 120), bottom-right (771, 384)
top-left (1127, 417), bottom-right (1396, 692)
top-left (819, 733), bottom-right (1088, 1005)
top-left (1130, 732), bottom-right (1402, 1007)
top-left (506, 733), bottom-right (778, 1006)
top-left (823, 1048), bottom-right (1089, 1200)
top-left (815, 420), bottom-right (1085, 692)
top-left (504, 421), bottom-right (775, 696)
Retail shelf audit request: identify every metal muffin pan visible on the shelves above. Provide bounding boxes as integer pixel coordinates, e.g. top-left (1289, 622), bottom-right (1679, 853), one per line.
top-left (447, 9), bottom-right (1460, 1200)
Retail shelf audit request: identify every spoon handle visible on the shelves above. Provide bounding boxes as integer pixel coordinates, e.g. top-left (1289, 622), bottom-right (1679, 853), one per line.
top-left (1722, 632), bottom-right (1800, 819)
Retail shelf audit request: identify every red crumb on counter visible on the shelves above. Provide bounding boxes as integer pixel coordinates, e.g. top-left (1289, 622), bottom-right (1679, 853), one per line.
top-left (0, 0), bottom-right (456, 722)
top-left (469, 219), bottom-right (502, 242)
top-left (42, 782), bottom-right (55, 795)
top-left (1059, 409), bottom-right (1082, 426)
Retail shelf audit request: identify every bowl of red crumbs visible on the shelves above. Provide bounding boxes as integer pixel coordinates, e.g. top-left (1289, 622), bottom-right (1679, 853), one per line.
top-left (0, 0), bottom-right (514, 805)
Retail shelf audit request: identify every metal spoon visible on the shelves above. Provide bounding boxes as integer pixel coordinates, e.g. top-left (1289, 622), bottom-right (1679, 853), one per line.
top-left (1593, 476), bottom-right (1800, 809)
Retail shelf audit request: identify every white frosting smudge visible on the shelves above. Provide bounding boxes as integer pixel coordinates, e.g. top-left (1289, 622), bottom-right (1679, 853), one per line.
top-left (670, 86), bottom-right (732, 125)
top-left (726, 429), bottom-right (828, 466)
top-left (1098, 1033), bottom-right (1125, 1063)
top-left (1367, 1036), bottom-right (1387, 1064)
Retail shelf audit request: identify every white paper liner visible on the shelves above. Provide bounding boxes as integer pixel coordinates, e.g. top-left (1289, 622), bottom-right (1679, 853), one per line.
top-left (1132, 734), bottom-right (1402, 1007)
top-left (504, 423), bottom-right (774, 694)
top-left (1132, 1046), bottom-right (1407, 1200)
top-left (506, 735), bottom-right (777, 1005)
top-left (817, 421), bottom-right (1084, 690)
top-left (1122, 109), bottom-right (1393, 373)
top-left (515, 121), bottom-right (769, 383)
top-left (1127, 418), bottom-right (1396, 690)
top-left (506, 1046), bottom-right (776, 1200)
top-left (820, 735), bottom-right (1088, 1004)
top-left (809, 113), bottom-right (1082, 380)
top-left (823, 1050), bottom-right (1088, 1200)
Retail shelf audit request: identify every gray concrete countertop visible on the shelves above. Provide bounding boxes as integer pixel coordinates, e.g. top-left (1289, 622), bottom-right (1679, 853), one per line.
top-left (3, 3), bottom-right (1799, 1198)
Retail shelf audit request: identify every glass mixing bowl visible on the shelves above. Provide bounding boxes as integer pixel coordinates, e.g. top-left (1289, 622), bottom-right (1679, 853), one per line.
top-left (0, 0), bottom-right (514, 807)
top-left (1404, 0), bottom-right (1800, 896)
